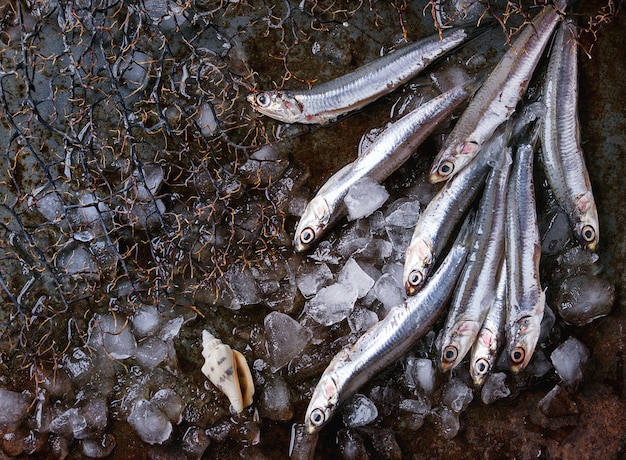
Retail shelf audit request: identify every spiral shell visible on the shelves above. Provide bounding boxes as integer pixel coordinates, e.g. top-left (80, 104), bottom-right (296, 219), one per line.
top-left (201, 330), bottom-right (254, 413)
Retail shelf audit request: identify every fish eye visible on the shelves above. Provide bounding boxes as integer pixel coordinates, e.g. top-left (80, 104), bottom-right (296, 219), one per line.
top-left (408, 270), bottom-right (423, 287)
top-left (443, 345), bottom-right (458, 363)
top-left (474, 358), bottom-right (489, 375)
top-left (510, 347), bottom-right (525, 365)
top-left (438, 161), bottom-right (454, 177)
top-left (581, 224), bottom-right (596, 243)
top-left (300, 227), bottom-right (315, 245)
top-left (309, 408), bottom-right (326, 427)
top-left (256, 94), bottom-right (270, 107)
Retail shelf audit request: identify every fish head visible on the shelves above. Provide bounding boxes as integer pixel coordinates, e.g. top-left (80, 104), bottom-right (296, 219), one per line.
top-left (403, 238), bottom-right (433, 295)
top-left (293, 196), bottom-right (331, 252)
top-left (429, 140), bottom-right (480, 183)
top-left (304, 373), bottom-right (340, 434)
top-left (247, 91), bottom-right (304, 123)
top-left (507, 313), bottom-right (542, 373)
top-left (470, 329), bottom-right (498, 386)
top-left (440, 320), bottom-right (481, 372)
top-left (573, 191), bottom-right (599, 252)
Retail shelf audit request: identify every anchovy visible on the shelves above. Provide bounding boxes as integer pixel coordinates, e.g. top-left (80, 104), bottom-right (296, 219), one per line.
top-left (429, 1), bottom-right (566, 183)
top-left (505, 120), bottom-right (545, 373)
top-left (247, 26), bottom-right (489, 125)
top-left (439, 150), bottom-right (511, 371)
top-left (470, 261), bottom-right (507, 386)
top-left (304, 216), bottom-right (472, 434)
top-left (403, 126), bottom-right (505, 295)
top-left (293, 80), bottom-right (479, 252)
top-left (540, 19), bottom-right (599, 251)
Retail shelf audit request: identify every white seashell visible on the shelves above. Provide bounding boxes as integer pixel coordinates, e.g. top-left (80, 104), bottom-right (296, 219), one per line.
top-left (201, 330), bottom-right (254, 413)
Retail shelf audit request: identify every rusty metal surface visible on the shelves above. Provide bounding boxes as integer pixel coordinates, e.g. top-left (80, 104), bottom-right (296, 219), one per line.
top-left (0, 1), bottom-right (623, 458)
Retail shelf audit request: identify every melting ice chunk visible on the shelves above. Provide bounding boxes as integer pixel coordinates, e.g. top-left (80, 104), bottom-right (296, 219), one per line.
top-left (127, 399), bottom-right (172, 445)
top-left (306, 283), bottom-right (358, 326)
top-left (442, 378), bottom-right (473, 413)
top-left (89, 314), bottom-right (137, 360)
top-left (405, 357), bottom-right (436, 395)
top-left (373, 273), bottom-right (406, 312)
top-left (296, 262), bottom-right (333, 299)
top-left (50, 408), bottom-right (87, 438)
top-left (384, 199), bottom-right (421, 228)
top-left (481, 372), bottom-right (511, 404)
top-left (398, 396), bottom-right (430, 431)
top-left (347, 307), bottom-right (379, 334)
top-left (131, 305), bottom-right (161, 338)
top-left (0, 388), bottom-right (31, 429)
top-left (431, 406), bottom-right (460, 440)
top-left (344, 177), bottom-right (389, 221)
top-left (553, 274), bottom-right (615, 326)
top-left (342, 394), bottom-right (379, 428)
top-left (550, 337), bottom-right (589, 389)
top-left (135, 337), bottom-right (169, 369)
top-left (264, 311), bottom-right (312, 371)
top-left (259, 375), bottom-right (294, 421)
top-left (338, 258), bottom-right (375, 299)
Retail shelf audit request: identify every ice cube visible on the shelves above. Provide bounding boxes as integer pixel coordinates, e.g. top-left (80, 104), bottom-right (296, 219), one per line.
top-left (441, 378), bottom-right (473, 412)
top-left (344, 177), bottom-right (389, 221)
top-left (347, 307), bottom-right (379, 334)
top-left (79, 397), bottom-right (108, 433)
top-left (306, 283), bottom-right (358, 326)
top-left (342, 394), bottom-right (378, 428)
top-left (385, 225), bottom-right (413, 256)
top-left (127, 399), bottom-right (172, 445)
top-left (182, 427), bottom-right (211, 459)
top-left (30, 187), bottom-right (65, 222)
top-left (0, 389), bottom-right (31, 429)
top-left (398, 396), bottom-right (431, 431)
top-left (62, 347), bottom-right (94, 382)
top-left (405, 357), bottom-right (436, 395)
top-left (431, 406), bottom-right (460, 440)
top-left (195, 102), bottom-right (218, 137)
top-left (81, 434), bottom-right (115, 458)
top-left (131, 305), bottom-right (161, 338)
top-left (50, 408), bottom-right (87, 438)
top-left (159, 316), bottom-right (184, 341)
top-left (372, 273), bottom-right (406, 312)
top-left (55, 245), bottom-right (99, 279)
top-left (550, 337), bottom-right (589, 389)
top-left (264, 312), bottom-right (312, 372)
top-left (259, 375), bottom-right (294, 421)
top-left (296, 262), bottom-right (333, 299)
top-left (538, 385), bottom-right (578, 417)
top-left (337, 258), bottom-right (375, 298)
top-left (540, 208), bottom-right (572, 256)
top-left (135, 337), bottom-right (169, 369)
top-left (552, 274), bottom-right (615, 326)
top-left (151, 389), bottom-right (185, 424)
top-left (308, 240), bottom-right (341, 265)
top-left (89, 314), bottom-right (137, 360)
top-left (384, 199), bottom-right (421, 228)
top-left (481, 372), bottom-right (511, 404)
top-left (222, 264), bottom-right (262, 309)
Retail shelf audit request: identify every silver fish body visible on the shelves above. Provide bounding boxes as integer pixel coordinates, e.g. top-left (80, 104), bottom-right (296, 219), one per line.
top-left (470, 261), bottom-right (507, 386)
top-left (403, 127), bottom-right (505, 295)
top-left (540, 19), bottom-right (599, 251)
top-left (293, 81), bottom-right (478, 252)
top-left (505, 120), bottom-right (545, 373)
top-left (439, 150), bottom-right (511, 371)
top-left (248, 26), bottom-right (487, 125)
top-left (304, 217), bottom-right (472, 434)
top-left (429, 1), bottom-right (566, 183)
